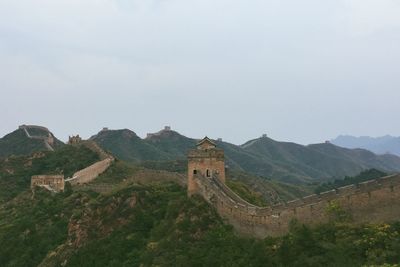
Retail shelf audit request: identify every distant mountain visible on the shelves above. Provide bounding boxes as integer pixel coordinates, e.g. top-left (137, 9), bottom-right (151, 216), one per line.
top-left (331, 135), bottom-right (400, 156)
top-left (0, 126), bottom-right (64, 158)
top-left (240, 137), bottom-right (400, 183)
top-left (4, 125), bottom-right (399, 185)
top-left (90, 128), bottom-right (400, 184)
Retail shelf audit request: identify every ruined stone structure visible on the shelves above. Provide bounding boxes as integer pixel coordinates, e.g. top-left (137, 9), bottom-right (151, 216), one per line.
top-left (189, 137), bottom-right (400, 238)
top-left (31, 138), bottom-right (114, 193)
top-left (146, 126), bottom-right (173, 139)
top-left (68, 135), bottom-right (82, 145)
top-left (188, 137), bottom-right (226, 196)
top-left (31, 175), bottom-right (65, 192)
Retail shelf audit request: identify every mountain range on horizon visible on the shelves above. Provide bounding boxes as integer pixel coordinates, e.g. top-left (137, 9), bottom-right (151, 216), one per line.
top-left (331, 135), bottom-right (400, 157)
top-left (2, 125), bottom-right (400, 185)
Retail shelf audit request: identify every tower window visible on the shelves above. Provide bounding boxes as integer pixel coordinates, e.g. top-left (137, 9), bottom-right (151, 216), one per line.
top-left (193, 170), bottom-right (197, 174)
top-left (206, 169), bottom-right (211, 177)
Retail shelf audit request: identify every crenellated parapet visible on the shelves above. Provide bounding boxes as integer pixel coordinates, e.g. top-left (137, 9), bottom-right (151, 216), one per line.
top-left (188, 137), bottom-right (400, 238)
top-left (31, 175), bottom-right (65, 192)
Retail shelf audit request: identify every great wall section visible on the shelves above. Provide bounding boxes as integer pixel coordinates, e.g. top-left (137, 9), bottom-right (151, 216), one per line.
top-left (31, 135), bottom-right (114, 192)
top-left (65, 140), bottom-right (114, 186)
top-left (28, 130), bottom-right (400, 238)
top-left (19, 125), bottom-right (56, 151)
top-left (189, 137), bottom-right (400, 238)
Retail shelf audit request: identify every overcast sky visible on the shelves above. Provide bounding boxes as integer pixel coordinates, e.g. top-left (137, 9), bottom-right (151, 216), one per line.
top-left (1, 0), bottom-right (400, 145)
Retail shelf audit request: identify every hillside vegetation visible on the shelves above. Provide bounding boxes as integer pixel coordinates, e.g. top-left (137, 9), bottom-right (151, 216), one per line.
top-left (315, 169), bottom-right (388, 194)
top-left (3, 126), bottom-right (400, 184)
top-left (1, 182), bottom-right (400, 267)
top-left (90, 128), bottom-right (400, 184)
top-left (1, 139), bottom-right (400, 266)
top-left (0, 129), bottom-right (64, 158)
top-left (0, 145), bottom-right (99, 202)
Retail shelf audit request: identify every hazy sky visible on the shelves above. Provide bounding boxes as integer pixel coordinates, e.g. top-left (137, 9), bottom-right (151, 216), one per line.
top-left (1, 0), bottom-right (400, 145)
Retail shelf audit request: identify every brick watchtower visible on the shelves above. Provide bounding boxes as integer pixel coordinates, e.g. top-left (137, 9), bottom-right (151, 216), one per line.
top-left (187, 137), bottom-right (226, 196)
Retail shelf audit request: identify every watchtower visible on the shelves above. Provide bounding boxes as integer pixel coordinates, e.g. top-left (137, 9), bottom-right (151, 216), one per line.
top-left (187, 137), bottom-right (226, 196)
top-left (68, 135), bottom-right (82, 145)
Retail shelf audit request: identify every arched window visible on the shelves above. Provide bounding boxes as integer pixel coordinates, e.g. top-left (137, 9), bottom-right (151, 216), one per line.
top-left (206, 169), bottom-right (211, 178)
top-left (193, 170), bottom-right (197, 175)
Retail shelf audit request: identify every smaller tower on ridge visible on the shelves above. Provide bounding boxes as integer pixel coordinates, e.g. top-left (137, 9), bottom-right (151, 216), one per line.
top-left (187, 137), bottom-right (225, 196)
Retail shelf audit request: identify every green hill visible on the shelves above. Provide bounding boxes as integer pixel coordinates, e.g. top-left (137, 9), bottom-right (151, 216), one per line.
top-left (241, 137), bottom-right (400, 183)
top-left (1, 181), bottom-right (400, 267)
top-left (0, 145), bottom-right (99, 203)
top-left (314, 168), bottom-right (388, 194)
top-left (90, 129), bottom-right (171, 162)
top-left (90, 128), bottom-right (400, 184)
top-left (0, 128), bottom-right (64, 158)
top-left (1, 143), bottom-right (400, 266)
top-left (145, 128), bottom-right (197, 158)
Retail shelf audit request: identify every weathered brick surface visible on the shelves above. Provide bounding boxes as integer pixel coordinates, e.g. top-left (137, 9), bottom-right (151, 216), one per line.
top-left (188, 138), bottom-right (225, 196)
top-left (31, 175), bottom-right (65, 192)
top-left (189, 138), bottom-right (400, 238)
top-left (69, 158), bottom-right (113, 185)
top-left (194, 173), bottom-right (400, 238)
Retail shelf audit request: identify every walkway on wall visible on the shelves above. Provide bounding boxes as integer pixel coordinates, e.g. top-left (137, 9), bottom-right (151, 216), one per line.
top-left (63, 139), bottom-right (115, 185)
top-left (194, 172), bottom-right (400, 237)
top-left (20, 125), bottom-right (54, 151)
top-left (81, 141), bottom-right (111, 160)
top-left (65, 158), bottom-right (113, 185)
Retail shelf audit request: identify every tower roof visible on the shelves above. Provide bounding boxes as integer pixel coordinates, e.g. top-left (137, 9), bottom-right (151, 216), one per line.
top-left (197, 137), bottom-right (216, 149)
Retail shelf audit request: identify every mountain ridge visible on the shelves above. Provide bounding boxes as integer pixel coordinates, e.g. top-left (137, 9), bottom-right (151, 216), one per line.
top-left (331, 135), bottom-right (400, 156)
top-left (0, 126), bottom-right (64, 158)
top-left (3, 125), bottom-right (400, 184)
top-left (90, 127), bottom-right (400, 184)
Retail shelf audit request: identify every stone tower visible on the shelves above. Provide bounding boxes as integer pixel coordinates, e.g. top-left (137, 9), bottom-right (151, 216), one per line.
top-left (187, 137), bottom-right (226, 196)
top-left (68, 135), bottom-right (82, 145)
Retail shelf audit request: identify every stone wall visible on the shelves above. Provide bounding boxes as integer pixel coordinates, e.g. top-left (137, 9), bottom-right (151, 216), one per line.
top-left (81, 141), bottom-right (112, 161)
top-left (68, 158), bottom-right (113, 185)
top-left (188, 147), bottom-right (225, 196)
top-left (193, 173), bottom-right (400, 238)
top-left (30, 139), bottom-right (114, 192)
top-left (20, 125), bottom-right (55, 151)
top-left (31, 175), bottom-right (65, 192)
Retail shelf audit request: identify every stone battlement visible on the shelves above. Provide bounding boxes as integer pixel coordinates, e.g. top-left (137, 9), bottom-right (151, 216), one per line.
top-left (31, 175), bottom-right (65, 192)
top-left (68, 135), bottom-right (82, 145)
top-left (194, 172), bottom-right (400, 237)
top-left (146, 126), bottom-right (173, 139)
top-left (188, 149), bottom-right (224, 159)
top-left (188, 137), bottom-right (400, 238)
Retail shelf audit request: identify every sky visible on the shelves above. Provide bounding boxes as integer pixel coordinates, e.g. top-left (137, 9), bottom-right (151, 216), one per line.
top-left (1, 0), bottom-right (400, 145)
